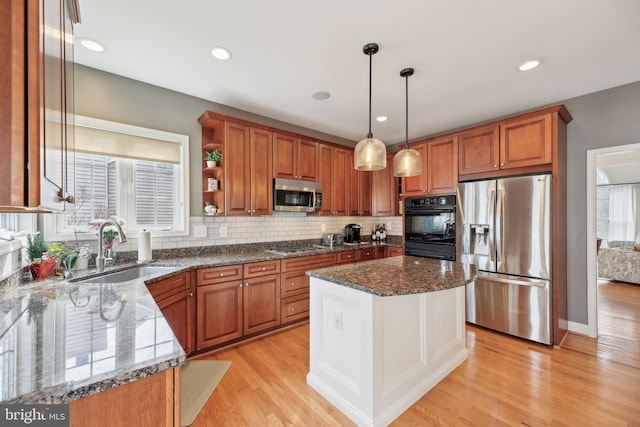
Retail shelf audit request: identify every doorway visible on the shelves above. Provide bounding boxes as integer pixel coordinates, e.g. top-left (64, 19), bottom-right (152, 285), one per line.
top-left (586, 142), bottom-right (640, 338)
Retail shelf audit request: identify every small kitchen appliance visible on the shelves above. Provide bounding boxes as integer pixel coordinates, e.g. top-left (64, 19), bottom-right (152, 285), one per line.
top-left (344, 224), bottom-right (361, 244)
top-left (320, 233), bottom-right (344, 247)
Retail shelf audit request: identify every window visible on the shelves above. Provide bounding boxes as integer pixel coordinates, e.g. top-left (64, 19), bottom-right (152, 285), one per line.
top-left (45, 117), bottom-right (189, 240)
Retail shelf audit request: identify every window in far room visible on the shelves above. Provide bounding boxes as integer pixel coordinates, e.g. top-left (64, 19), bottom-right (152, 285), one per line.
top-left (45, 117), bottom-right (189, 241)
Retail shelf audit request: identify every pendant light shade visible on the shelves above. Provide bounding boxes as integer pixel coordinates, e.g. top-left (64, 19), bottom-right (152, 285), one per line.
top-left (393, 67), bottom-right (422, 177)
top-left (354, 43), bottom-right (386, 171)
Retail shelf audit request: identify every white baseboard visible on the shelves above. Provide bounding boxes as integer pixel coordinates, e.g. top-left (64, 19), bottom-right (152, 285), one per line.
top-left (568, 320), bottom-right (592, 337)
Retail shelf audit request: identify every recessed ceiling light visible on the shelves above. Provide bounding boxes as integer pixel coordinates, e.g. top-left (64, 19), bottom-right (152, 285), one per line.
top-left (79, 38), bottom-right (105, 52)
top-left (211, 46), bottom-right (232, 61)
top-left (376, 116), bottom-right (388, 122)
top-left (311, 91), bottom-right (330, 100)
top-left (517, 59), bottom-right (542, 71)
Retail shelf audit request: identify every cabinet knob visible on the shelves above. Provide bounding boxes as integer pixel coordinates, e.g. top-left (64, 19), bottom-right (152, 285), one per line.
top-left (500, 163), bottom-right (505, 167)
top-left (493, 164), bottom-right (498, 168)
top-left (220, 273), bottom-right (224, 277)
top-left (261, 267), bottom-right (266, 271)
top-left (290, 307), bottom-right (296, 312)
top-left (245, 283), bottom-right (249, 286)
top-left (290, 282), bottom-right (295, 286)
top-left (189, 292), bottom-right (193, 297)
top-left (239, 284), bottom-right (243, 287)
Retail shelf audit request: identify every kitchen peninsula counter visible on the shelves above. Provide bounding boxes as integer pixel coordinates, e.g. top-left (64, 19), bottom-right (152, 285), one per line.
top-left (306, 256), bottom-right (476, 427)
top-left (0, 280), bottom-right (185, 405)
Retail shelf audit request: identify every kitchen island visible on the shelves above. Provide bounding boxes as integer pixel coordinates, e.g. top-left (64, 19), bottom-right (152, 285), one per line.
top-left (306, 256), bottom-right (476, 427)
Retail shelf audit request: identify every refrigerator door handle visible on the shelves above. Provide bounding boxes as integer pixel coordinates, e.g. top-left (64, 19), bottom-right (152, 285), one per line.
top-left (489, 183), bottom-right (497, 265)
top-left (494, 182), bottom-right (502, 268)
top-left (477, 274), bottom-right (548, 288)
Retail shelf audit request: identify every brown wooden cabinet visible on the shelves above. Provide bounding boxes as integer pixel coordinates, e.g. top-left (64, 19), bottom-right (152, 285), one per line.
top-left (273, 133), bottom-right (319, 181)
top-left (147, 271), bottom-right (195, 355)
top-left (402, 136), bottom-right (458, 197)
top-left (372, 153), bottom-right (399, 216)
top-left (196, 276), bottom-right (243, 350)
top-left (347, 151), bottom-right (372, 215)
top-left (385, 246), bottom-right (404, 257)
top-left (458, 113), bottom-right (553, 178)
top-left (458, 127), bottom-right (500, 175)
top-left (280, 253), bottom-right (336, 324)
top-left (318, 144), bottom-right (348, 216)
top-left (1, 0), bottom-right (79, 211)
top-left (199, 118), bottom-right (273, 216)
top-left (226, 123), bottom-right (275, 216)
top-left (69, 367), bottom-right (179, 427)
top-left (243, 269), bottom-right (281, 335)
top-left (196, 261), bottom-right (281, 350)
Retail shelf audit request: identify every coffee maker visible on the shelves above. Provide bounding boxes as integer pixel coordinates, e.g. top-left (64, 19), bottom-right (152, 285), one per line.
top-left (344, 224), bottom-right (361, 244)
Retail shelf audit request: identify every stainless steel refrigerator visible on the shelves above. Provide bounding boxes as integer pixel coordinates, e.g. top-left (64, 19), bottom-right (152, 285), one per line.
top-left (456, 174), bottom-right (552, 344)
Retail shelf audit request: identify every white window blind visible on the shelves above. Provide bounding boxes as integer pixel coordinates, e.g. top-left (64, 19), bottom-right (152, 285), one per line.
top-left (45, 116), bottom-right (189, 240)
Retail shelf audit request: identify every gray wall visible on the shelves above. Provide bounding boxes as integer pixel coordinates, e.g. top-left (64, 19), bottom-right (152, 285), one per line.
top-left (75, 64), bottom-right (640, 325)
top-left (563, 80), bottom-right (640, 324)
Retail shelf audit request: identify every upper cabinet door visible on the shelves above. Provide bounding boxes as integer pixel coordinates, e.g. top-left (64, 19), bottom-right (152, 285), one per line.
top-left (426, 136), bottom-right (458, 195)
top-left (401, 142), bottom-right (427, 196)
top-left (250, 128), bottom-right (273, 216)
top-left (500, 114), bottom-right (552, 169)
top-left (372, 153), bottom-right (398, 216)
top-left (38, 0), bottom-right (76, 210)
top-left (296, 138), bottom-right (318, 182)
top-left (224, 122), bottom-right (251, 215)
top-left (458, 127), bottom-right (500, 175)
top-left (273, 133), bottom-right (318, 181)
top-left (273, 132), bottom-right (297, 180)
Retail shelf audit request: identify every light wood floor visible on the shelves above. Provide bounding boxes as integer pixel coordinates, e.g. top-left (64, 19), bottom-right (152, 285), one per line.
top-left (191, 280), bottom-right (640, 426)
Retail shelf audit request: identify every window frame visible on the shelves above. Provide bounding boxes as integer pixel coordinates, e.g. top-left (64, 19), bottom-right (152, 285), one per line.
top-left (44, 116), bottom-right (190, 241)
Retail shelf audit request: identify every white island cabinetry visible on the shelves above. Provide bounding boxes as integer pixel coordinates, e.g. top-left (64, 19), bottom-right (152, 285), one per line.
top-left (306, 256), bottom-right (474, 427)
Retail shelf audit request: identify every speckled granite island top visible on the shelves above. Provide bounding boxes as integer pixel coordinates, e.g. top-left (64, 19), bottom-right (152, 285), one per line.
top-left (307, 255), bottom-right (477, 296)
top-left (0, 280), bottom-right (185, 404)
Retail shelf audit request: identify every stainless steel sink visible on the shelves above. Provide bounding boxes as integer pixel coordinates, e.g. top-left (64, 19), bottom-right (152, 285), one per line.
top-left (78, 266), bottom-right (177, 284)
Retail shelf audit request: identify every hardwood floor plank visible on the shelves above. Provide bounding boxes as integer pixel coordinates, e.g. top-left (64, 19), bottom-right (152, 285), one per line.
top-left (189, 282), bottom-right (640, 426)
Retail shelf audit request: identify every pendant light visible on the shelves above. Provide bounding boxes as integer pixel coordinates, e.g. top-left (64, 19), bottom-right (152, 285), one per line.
top-left (393, 67), bottom-right (422, 177)
top-left (354, 43), bottom-right (387, 171)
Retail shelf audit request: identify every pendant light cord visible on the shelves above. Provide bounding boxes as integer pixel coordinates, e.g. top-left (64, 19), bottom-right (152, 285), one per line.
top-left (405, 72), bottom-right (409, 148)
top-left (367, 52), bottom-right (373, 139)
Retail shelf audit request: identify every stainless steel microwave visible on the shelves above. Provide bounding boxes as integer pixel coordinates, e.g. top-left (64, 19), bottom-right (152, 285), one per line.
top-left (273, 178), bottom-right (322, 212)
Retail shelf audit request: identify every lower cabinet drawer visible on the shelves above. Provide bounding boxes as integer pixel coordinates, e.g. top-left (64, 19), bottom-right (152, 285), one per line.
top-left (338, 251), bottom-right (359, 264)
top-left (147, 272), bottom-right (190, 301)
top-left (281, 295), bottom-right (309, 324)
top-left (280, 270), bottom-right (309, 298)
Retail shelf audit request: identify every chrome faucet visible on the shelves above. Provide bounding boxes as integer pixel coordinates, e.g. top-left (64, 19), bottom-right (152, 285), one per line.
top-left (95, 220), bottom-right (127, 272)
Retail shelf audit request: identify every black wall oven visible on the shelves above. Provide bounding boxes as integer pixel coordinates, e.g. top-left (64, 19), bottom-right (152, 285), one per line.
top-left (404, 195), bottom-right (456, 260)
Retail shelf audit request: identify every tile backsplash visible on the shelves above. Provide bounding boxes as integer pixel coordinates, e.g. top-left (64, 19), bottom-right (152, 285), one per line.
top-left (114, 213), bottom-right (402, 252)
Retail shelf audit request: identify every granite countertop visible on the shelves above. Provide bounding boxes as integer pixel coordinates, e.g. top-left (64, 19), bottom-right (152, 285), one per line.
top-left (0, 238), bottom-right (402, 404)
top-left (306, 255), bottom-right (477, 297)
top-left (0, 280), bottom-right (185, 404)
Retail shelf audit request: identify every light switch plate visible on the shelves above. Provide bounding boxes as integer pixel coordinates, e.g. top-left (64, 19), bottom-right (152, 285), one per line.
top-left (194, 225), bottom-right (207, 238)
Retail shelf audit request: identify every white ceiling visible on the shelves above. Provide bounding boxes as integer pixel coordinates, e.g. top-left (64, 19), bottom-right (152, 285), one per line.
top-left (73, 0), bottom-right (640, 146)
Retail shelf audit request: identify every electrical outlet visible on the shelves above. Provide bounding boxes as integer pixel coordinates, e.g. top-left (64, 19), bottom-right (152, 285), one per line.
top-left (219, 224), bottom-right (228, 238)
top-left (333, 308), bottom-right (343, 330)
top-left (321, 223), bottom-right (326, 232)
top-left (194, 225), bottom-right (207, 238)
